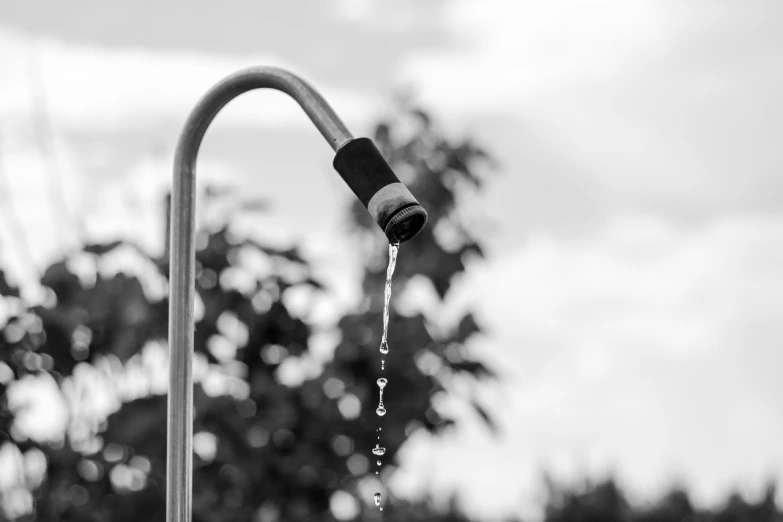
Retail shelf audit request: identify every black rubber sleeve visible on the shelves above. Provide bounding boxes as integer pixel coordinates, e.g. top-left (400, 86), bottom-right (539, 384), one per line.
top-left (332, 137), bottom-right (400, 207)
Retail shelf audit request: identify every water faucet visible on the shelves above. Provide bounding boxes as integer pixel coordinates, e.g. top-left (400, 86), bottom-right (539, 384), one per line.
top-left (167, 66), bottom-right (427, 522)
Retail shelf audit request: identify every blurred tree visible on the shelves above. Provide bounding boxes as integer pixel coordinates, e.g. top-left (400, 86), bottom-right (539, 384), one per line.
top-left (541, 478), bottom-right (783, 522)
top-left (542, 478), bottom-right (632, 522)
top-left (0, 103), bottom-right (497, 522)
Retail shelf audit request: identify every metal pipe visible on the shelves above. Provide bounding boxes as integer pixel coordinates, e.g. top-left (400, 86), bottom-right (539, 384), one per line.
top-left (168, 66), bottom-right (427, 522)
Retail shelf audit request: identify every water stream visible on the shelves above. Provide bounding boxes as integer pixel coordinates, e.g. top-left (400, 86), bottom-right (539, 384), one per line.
top-left (374, 242), bottom-right (399, 511)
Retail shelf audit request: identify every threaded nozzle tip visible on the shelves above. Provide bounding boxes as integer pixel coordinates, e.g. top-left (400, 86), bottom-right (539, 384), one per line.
top-left (384, 204), bottom-right (427, 244)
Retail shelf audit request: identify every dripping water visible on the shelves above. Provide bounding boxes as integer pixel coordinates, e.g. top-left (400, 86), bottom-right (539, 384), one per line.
top-left (379, 243), bottom-right (398, 356)
top-left (374, 242), bottom-right (398, 511)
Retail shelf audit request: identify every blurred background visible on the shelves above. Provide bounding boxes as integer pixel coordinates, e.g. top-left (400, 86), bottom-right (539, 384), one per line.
top-left (1, 1), bottom-right (782, 521)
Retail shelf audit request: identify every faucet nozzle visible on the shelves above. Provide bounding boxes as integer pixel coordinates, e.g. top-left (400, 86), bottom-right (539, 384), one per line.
top-left (333, 137), bottom-right (428, 244)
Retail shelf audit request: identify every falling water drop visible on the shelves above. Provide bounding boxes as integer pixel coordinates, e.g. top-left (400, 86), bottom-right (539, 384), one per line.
top-left (377, 460), bottom-right (381, 466)
top-left (376, 377), bottom-right (387, 419)
top-left (372, 444), bottom-right (386, 456)
top-left (381, 360), bottom-right (385, 370)
top-left (379, 340), bottom-right (389, 354)
top-left (377, 383), bottom-right (386, 416)
top-left (374, 492), bottom-right (382, 506)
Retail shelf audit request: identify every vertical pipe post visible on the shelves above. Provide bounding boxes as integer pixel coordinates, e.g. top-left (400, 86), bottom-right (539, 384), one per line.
top-left (167, 148), bottom-right (197, 522)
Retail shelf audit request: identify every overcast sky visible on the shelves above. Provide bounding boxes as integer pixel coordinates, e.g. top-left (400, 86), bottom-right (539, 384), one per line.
top-left (1, 1), bottom-right (782, 519)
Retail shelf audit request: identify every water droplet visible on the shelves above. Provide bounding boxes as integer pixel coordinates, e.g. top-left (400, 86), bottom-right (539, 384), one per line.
top-left (372, 444), bottom-right (386, 456)
top-left (376, 406), bottom-right (386, 416)
top-left (378, 427), bottom-right (382, 431)
top-left (379, 340), bottom-right (389, 354)
top-left (374, 492), bottom-right (382, 506)
top-left (380, 507), bottom-right (384, 511)
top-left (377, 378), bottom-right (387, 389)
top-left (377, 460), bottom-right (381, 466)
top-left (381, 360), bottom-right (385, 370)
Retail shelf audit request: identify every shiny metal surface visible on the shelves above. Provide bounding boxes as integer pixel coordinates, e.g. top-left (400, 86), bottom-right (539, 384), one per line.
top-left (167, 67), bottom-right (354, 522)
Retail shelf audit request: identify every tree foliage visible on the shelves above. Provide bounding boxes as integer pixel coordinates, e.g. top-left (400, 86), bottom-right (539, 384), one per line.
top-left (541, 477), bottom-right (783, 522)
top-left (0, 104), bottom-right (496, 522)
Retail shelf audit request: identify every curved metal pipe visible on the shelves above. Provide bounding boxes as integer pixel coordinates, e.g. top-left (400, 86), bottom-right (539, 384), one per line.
top-left (175, 66), bottom-right (354, 161)
top-left (167, 67), bottom-right (426, 522)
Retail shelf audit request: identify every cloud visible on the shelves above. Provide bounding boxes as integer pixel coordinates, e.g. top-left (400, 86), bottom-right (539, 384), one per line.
top-left (397, 0), bottom-right (783, 118)
top-left (475, 215), bottom-right (783, 361)
top-left (394, 0), bottom-right (783, 222)
top-left (0, 29), bottom-right (375, 134)
top-left (397, 0), bottom-right (668, 111)
top-left (334, 0), bottom-right (449, 32)
top-left (396, 214), bottom-right (783, 519)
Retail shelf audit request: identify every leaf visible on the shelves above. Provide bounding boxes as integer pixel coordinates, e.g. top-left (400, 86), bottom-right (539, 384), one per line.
top-left (303, 277), bottom-right (325, 290)
top-left (471, 400), bottom-right (498, 434)
top-left (447, 360), bottom-right (495, 379)
top-left (373, 123), bottom-right (391, 147)
top-left (40, 260), bottom-right (82, 304)
top-left (83, 240), bottom-right (124, 256)
top-left (459, 241), bottom-right (484, 259)
top-left (103, 395), bottom-right (168, 463)
top-left (0, 270), bottom-right (19, 297)
top-left (453, 313), bottom-right (481, 344)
